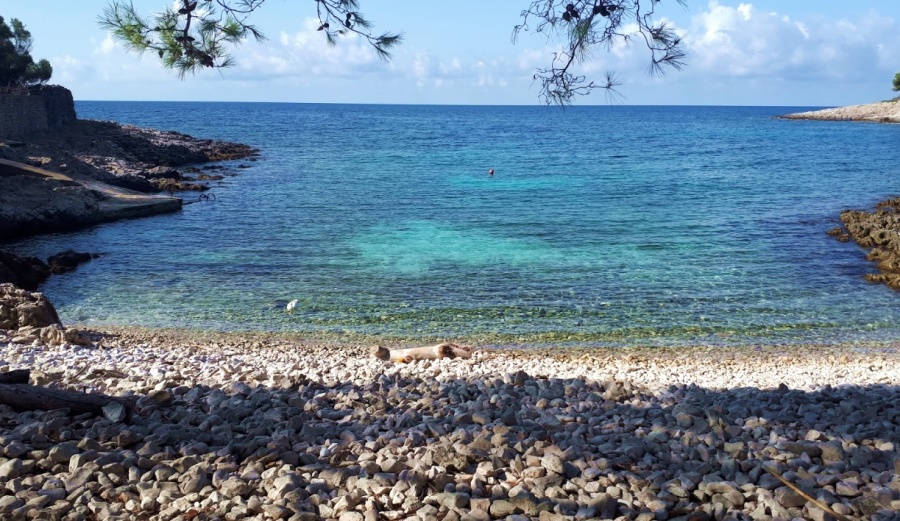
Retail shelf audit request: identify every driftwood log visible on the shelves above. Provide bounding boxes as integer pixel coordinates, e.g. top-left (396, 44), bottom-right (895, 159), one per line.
top-left (0, 369), bottom-right (132, 423)
top-left (371, 342), bottom-right (473, 363)
top-left (0, 369), bottom-right (30, 384)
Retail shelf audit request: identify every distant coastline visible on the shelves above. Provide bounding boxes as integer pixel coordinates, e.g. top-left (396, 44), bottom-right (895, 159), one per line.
top-left (781, 99), bottom-right (900, 123)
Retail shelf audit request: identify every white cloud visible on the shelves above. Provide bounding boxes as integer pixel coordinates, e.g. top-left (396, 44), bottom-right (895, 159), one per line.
top-left (685, 2), bottom-right (900, 82)
top-left (230, 19), bottom-right (385, 80)
top-left (98, 35), bottom-right (117, 55)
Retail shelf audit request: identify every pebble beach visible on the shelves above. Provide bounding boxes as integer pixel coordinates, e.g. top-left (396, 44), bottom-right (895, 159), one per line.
top-left (0, 327), bottom-right (898, 521)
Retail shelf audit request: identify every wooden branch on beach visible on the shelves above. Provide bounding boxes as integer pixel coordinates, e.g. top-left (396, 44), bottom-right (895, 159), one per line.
top-left (371, 343), bottom-right (473, 363)
top-left (0, 381), bottom-right (132, 423)
top-left (763, 466), bottom-right (852, 521)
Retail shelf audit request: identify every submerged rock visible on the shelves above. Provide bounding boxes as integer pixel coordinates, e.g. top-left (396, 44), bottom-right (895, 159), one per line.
top-left (0, 250), bottom-right (51, 290)
top-left (47, 250), bottom-right (99, 274)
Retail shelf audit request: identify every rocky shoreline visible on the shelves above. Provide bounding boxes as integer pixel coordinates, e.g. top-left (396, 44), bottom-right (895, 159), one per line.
top-left (0, 318), bottom-right (897, 520)
top-left (781, 100), bottom-right (900, 123)
top-left (0, 118), bottom-right (259, 242)
top-left (828, 197), bottom-right (900, 290)
top-left (780, 98), bottom-right (900, 291)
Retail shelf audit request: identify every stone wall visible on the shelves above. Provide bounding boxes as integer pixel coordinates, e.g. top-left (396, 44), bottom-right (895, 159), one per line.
top-left (0, 85), bottom-right (77, 139)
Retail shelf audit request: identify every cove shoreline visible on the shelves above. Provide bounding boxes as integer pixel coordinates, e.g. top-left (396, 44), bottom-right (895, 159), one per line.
top-left (0, 101), bottom-right (899, 518)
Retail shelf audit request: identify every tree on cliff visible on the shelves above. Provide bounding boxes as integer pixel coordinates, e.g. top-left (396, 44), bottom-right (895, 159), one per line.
top-left (893, 72), bottom-right (900, 92)
top-left (0, 16), bottom-right (53, 87)
top-left (99, 0), bottom-right (687, 105)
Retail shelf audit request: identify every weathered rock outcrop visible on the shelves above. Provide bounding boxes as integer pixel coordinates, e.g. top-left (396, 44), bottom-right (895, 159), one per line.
top-left (0, 250), bottom-right (51, 290)
top-left (829, 197), bottom-right (900, 289)
top-left (0, 118), bottom-right (258, 193)
top-left (0, 115), bottom-right (258, 241)
top-left (0, 283), bottom-right (62, 329)
top-left (0, 174), bottom-right (105, 240)
top-left (0, 284), bottom-right (89, 345)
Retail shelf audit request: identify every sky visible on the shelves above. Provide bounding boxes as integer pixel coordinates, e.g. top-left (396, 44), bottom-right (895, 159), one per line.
top-left (3, 1), bottom-right (899, 106)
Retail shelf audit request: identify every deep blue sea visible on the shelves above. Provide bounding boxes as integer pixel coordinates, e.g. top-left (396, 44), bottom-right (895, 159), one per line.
top-left (7, 102), bottom-right (900, 347)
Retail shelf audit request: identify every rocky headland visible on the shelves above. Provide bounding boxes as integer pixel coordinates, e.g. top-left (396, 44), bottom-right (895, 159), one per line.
top-left (781, 100), bottom-right (900, 123)
top-left (0, 118), bottom-right (259, 242)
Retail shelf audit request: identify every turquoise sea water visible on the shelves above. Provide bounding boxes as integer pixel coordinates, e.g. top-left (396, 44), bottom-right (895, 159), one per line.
top-left (7, 102), bottom-right (900, 347)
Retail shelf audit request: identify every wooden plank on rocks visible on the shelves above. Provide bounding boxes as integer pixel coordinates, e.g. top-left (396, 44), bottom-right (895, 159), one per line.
top-left (0, 383), bottom-right (132, 423)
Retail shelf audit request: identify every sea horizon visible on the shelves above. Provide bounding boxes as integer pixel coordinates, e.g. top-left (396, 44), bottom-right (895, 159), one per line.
top-left (74, 99), bottom-right (841, 109)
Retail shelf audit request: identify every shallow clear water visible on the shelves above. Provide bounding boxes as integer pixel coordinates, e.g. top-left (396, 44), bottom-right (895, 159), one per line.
top-left (7, 103), bottom-right (900, 346)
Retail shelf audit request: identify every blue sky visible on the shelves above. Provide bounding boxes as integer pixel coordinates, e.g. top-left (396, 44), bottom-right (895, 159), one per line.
top-left (4, 1), bottom-right (899, 106)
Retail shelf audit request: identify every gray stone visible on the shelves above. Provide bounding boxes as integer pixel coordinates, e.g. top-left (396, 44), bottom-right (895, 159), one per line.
top-left (171, 455), bottom-right (200, 473)
top-left (832, 502), bottom-right (853, 516)
top-left (65, 467), bottom-right (96, 492)
top-left (0, 458), bottom-right (24, 479)
top-left (759, 491), bottom-right (790, 518)
top-left (4, 440), bottom-right (29, 459)
top-left (48, 443), bottom-right (79, 464)
top-left (272, 474), bottom-right (304, 498)
top-left (835, 481), bottom-right (860, 497)
top-left (509, 494), bottom-right (552, 516)
top-left (26, 494), bottom-right (51, 508)
top-left (780, 441), bottom-right (822, 458)
top-left (460, 511), bottom-right (490, 521)
top-left (851, 496), bottom-right (883, 516)
top-left (68, 452), bottom-right (94, 471)
top-left (806, 505), bottom-right (831, 521)
top-left (429, 445), bottom-right (468, 471)
top-left (39, 488), bottom-right (67, 502)
top-left (821, 442), bottom-right (847, 464)
top-left (489, 500), bottom-right (517, 517)
top-left (426, 492), bottom-right (469, 510)
top-left (0, 496), bottom-right (24, 514)
top-left (219, 477), bottom-right (251, 498)
top-left (180, 474), bottom-right (209, 495)
top-left (537, 511), bottom-right (566, 521)
top-left (541, 454), bottom-right (565, 475)
top-left (263, 504), bottom-right (292, 519)
top-left (774, 486), bottom-right (807, 508)
top-left (471, 411), bottom-right (492, 425)
top-left (380, 458), bottom-right (405, 473)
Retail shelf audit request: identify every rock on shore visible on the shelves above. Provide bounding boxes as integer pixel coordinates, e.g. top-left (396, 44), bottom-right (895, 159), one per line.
top-left (0, 326), bottom-right (898, 521)
top-left (0, 119), bottom-right (259, 241)
top-left (828, 197), bottom-right (900, 290)
top-left (781, 100), bottom-right (900, 123)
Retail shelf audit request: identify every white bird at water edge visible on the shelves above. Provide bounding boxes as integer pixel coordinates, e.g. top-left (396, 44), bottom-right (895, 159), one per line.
top-left (286, 299), bottom-right (298, 311)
